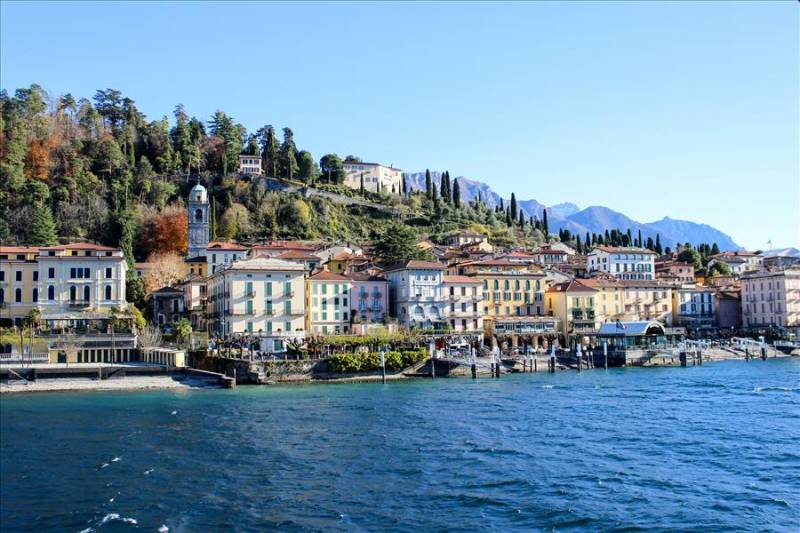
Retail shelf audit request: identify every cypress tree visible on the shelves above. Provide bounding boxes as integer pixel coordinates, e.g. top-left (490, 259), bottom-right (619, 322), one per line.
top-left (425, 169), bottom-right (432, 200)
top-left (510, 193), bottom-right (517, 221)
top-left (499, 198), bottom-right (504, 211)
top-left (585, 232), bottom-right (591, 250)
top-left (655, 234), bottom-right (663, 255)
top-left (453, 178), bottom-right (461, 208)
top-left (360, 173), bottom-right (364, 194)
top-left (626, 228), bottom-right (633, 246)
top-left (432, 183), bottom-right (438, 201)
top-left (637, 229), bottom-right (643, 248)
top-left (646, 236), bottom-right (654, 250)
top-left (505, 209), bottom-right (512, 226)
top-left (542, 209), bottom-right (549, 236)
top-left (401, 174), bottom-right (407, 196)
top-left (518, 211), bottom-right (524, 228)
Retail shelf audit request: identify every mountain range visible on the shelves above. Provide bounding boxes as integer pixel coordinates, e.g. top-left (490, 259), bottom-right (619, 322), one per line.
top-left (403, 172), bottom-right (741, 251)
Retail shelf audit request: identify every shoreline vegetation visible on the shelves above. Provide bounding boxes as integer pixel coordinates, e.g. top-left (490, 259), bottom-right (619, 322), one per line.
top-left (2, 349), bottom-right (795, 395)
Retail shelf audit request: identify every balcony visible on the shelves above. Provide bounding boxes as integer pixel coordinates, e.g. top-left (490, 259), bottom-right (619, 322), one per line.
top-left (68, 300), bottom-right (90, 308)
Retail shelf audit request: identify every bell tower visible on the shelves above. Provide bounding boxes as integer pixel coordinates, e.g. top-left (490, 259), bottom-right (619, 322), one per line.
top-left (188, 182), bottom-right (209, 259)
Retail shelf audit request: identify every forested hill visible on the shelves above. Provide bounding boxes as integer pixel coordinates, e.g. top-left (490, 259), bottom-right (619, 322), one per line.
top-left (0, 85), bottom-right (732, 275)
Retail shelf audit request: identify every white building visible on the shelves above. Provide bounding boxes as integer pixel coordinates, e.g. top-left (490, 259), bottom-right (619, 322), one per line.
top-left (708, 251), bottom-right (763, 276)
top-left (672, 286), bottom-right (716, 331)
top-left (207, 256), bottom-right (306, 353)
top-left (384, 260), bottom-right (446, 329)
top-left (443, 275), bottom-right (483, 333)
top-left (342, 160), bottom-right (403, 195)
top-left (206, 242), bottom-right (249, 274)
top-left (238, 154), bottom-right (262, 176)
top-left (587, 246), bottom-right (656, 281)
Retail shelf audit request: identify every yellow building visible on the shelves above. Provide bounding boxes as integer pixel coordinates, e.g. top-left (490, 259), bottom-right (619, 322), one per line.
top-left (0, 244), bottom-right (128, 327)
top-left (580, 278), bottom-right (627, 323)
top-left (545, 279), bottom-right (598, 339)
top-left (186, 256), bottom-right (208, 278)
top-left (620, 280), bottom-right (673, 325)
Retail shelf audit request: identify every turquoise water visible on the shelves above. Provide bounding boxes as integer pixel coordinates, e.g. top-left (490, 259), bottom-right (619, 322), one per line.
top-left (2, 359), bottom-right (799, 532)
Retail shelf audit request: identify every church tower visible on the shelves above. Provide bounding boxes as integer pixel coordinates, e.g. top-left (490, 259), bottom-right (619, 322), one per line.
top-left (188, 182), bottom-right (209, 259)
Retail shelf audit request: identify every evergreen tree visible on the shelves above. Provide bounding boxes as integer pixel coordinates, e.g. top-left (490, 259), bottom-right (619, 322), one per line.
top-left (505, 208), bottom-right (512, 226)
top-left (542, 209), bottom-right (549, 236)
top-left (279, 127), bottom-right (299, 179)
top-left (711, 242), bottom-right (720, 256)
top-left (452, 178), bottom-right (461, 208)
top-left (296, 150), bottom-right (318, 182)
top-left (626, 228), bottom-right (633, 246)
top-left (510, 193), bottom-right (517, 221)
top-left (425, 169), bottom-right (432, 200)
top-left (585, 232), bottom-right (591, 250)
top-left (27, 201), bottom-right (58, 246)
top-left (518, 210), bottom-right (525, 228)
top-left (258, 125), bottom-right (280, 177)
top-left (655, 234), bottom-right (663, 255)
top-left (646, 236), bottom-right (654, 250)
top-left (637, 229), bottom-right (642, 248)
top-left (401, 174), bottom-right (407, 196)
top-left (440, 172), bottom-right (449, 203)
top-left (432, 183), bottom-right (438, 201)
top-left (360, 173), bottom-right (365, 194)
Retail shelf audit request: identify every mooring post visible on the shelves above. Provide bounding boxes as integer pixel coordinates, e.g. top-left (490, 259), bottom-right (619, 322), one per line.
top-left (380, 349), bottom-right (386, 384)
top-left (550, 344), bottom-right (556, 373)
top-left (576, 343), bottom-right (582, 373)
top-left (430, 341), bottom-right (436, 379)
top-left (603, 341), bottom-right (608, 369)
top-left (534, 357), bottom-right (537, 373)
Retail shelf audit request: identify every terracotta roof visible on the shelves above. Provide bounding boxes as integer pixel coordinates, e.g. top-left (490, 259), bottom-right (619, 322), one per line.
top-left (207, 241), bottom-right (248, 251)
top-left (383, 260), bottom-right (446, 272)
top-left (591, 246), bottom-right (657, 255)
top-left (308, 271), bottom-right (350, 281)
top-left (0, 246), bottom-right (39, 254)
top-left (443, 275), bottom-right (483, 284)
top-left (709, 251), bottom-right (758, 259)
top-left (579, 278), bottom-right (624, 289)
top-left (546, 279), bottom-right (598, 293)
top-left (39, 243), bottom-right (118, 251)
top-left (619, 280), bottom-right (669, 288)
top-left (504, 251), bottom-right (538, 258)
top-left (330, 252), bottom-right (367, 261)
top-left (277, 251), bottom-right (320, 260)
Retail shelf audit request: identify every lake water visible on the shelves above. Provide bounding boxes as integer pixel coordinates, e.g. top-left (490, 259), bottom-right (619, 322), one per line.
top-left (1, 358), bottom-right (799, 532)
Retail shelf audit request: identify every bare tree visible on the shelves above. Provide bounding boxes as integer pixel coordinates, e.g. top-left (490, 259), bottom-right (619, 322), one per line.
top-left (143, 252), bottom-right (190, 293)
top-left (138, 324), bottom-right (163, 351)
top-left (55, 331), bottom-right (81, 366)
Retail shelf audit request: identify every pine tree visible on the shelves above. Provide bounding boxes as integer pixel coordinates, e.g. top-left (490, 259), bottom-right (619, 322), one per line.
top-left (27, 202), bottom-right (58, 246)
top-left (279, 127), bottom-right (299, 179)
top-left (425, 169), bottom-right (432, 200)
top-left (259, 125), bottom-right (280, 177)
top-left (655, 234), bottom-right (663, 255)
top-left (452, 178), bottom-right (461, 208)
top-left (711, 242), bottom-right (720, 256)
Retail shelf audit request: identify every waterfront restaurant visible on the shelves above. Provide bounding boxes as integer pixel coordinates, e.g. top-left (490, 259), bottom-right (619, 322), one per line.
top-left (596, 320), bottom-right (683, 349)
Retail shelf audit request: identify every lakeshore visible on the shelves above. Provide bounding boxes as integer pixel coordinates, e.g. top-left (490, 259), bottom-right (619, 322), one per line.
top-left (2, 347), bottom-right (795, 394)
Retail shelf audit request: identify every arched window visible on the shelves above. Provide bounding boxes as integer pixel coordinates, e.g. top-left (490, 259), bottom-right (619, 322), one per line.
top-left (514, 280), bottom-right (520, 290)
top-left (15, 288), bottom-right (22, 302)
top-left (195, 208), bottom-right (203, 222)
top-left (83, 286), bottom-right (90, 302)
top-left (414, 306), bottom-right (424, 316)
top-left (70, 285), bottom-right (76, 301)
top-left (525, 280), bottom-right (531, 290)
top-left (105, 285), bottom-right (112, 301)
top-left (32, 288), bottom-right (38, 303)
top-left (483, 280), bottom-right (488, 289)
top-left (504, 280), bottom-right (510, 290)
top-left (430, 306), bottom-right (439, 318)
top-left (48, 286), bottom-right (54, 300)
top-left (493, 280), bottom-right (499, 290)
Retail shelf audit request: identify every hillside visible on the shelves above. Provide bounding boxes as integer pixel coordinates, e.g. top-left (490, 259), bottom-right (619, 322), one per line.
top-left (403, 171), bottom-right (741, 251)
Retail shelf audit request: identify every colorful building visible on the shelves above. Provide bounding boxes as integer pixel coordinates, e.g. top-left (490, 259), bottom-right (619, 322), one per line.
top-left (587, 246), bottom-right (656, 280)
top-left (443, 275), bottom-right (483, 333)
top-left (305, 271), bottom-right (351, 335)
top-left (384, 260), bottom-right (446, 329)
top-left (740, 268), bottom-right (800, 330)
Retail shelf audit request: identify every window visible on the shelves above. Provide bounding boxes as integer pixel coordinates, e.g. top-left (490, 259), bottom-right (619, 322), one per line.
top-left (33, 271), bottom-right (39, 282)
top-left (284, 281), bottom-right (292, 296)
top-left (48, 286), bottom-right (54, 300)
top-left (15, 288), bottom-right (22, 302)
top-left (83, 286), bottom-right (90, 302)
top-left (32, 288), bottom-right (38, 302)
top-left (105, 267), bottom-right (112, 279)
top-left (15, 271), bottom-right (22, 282)
top-left (0, 271), bottom-right (3, 281)
top-left (105, 285), bottom-right (112, 301)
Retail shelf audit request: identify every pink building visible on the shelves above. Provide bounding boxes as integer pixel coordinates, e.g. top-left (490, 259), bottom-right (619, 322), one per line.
top-left (740, 268), bottom-right (800, 330)
top-left (345, 272), bottom-right (389, 325)
top-left (715, 289), bottom-right (741, 329)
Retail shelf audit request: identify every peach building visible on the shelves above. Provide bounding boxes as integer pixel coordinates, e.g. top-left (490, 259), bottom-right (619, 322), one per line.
top-left (740, 268), bottom-right (800, 329)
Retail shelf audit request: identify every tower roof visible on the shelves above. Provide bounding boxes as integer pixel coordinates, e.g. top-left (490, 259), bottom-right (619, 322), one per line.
top-left (190, 182), bottom-right (208, 203)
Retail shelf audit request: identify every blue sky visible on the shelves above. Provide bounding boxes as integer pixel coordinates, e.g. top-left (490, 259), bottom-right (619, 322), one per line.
top-left (1, 1), bottom-right (797, 250)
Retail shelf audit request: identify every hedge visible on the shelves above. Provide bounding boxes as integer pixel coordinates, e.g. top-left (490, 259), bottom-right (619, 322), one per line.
top-left (327, 348), bottom-right (428, 373)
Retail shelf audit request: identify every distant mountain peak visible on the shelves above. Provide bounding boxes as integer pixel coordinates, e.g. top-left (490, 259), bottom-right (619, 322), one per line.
top-left (403, 171), bottom-right (741, 250)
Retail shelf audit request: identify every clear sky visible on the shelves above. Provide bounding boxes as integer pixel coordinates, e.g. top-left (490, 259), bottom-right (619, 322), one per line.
top-left (1, 1), bottom-right (797, 250)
